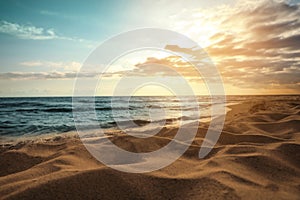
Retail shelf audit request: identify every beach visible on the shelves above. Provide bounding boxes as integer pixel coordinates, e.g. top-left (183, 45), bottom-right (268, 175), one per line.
top-left (1, 96), bottom-right (300, 199)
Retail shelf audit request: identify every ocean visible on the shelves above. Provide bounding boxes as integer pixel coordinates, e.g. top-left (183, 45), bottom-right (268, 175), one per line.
top-left (1, 95), bottom-right (292, 141)
top-left (0, 96), bottom-right (216, 138)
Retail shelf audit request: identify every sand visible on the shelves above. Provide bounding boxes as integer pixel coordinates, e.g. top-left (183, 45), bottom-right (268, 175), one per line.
top-left (1, 98), bottom-right (300, 199)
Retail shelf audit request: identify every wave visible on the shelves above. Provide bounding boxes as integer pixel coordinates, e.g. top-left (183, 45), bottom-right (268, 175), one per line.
top-left (0, 124), bottom-right (76, 136)
top-left (43, 108), bottom-right (73, 113)
top-left (14, 106), bottom-right (148, 113)
top-left (0, 102), bottom-right (48, 108)
top-left (16, 109), bottom-right (41, 112)
top-left (110, 117), bottom-right (188, 128)
top-left (15, 108), bottom-right (73, 113)
top-left (96, 106), bottom-right (146, 111)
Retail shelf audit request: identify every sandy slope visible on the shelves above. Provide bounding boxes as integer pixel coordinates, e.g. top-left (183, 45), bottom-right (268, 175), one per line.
top-left (1, 97), bottom-right (300, 199)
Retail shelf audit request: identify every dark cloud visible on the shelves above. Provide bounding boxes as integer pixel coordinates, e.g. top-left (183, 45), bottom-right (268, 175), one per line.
top-left (245, 34), bottom-right (300, 51)
top-left (251, 20), bottom-right (300, 37)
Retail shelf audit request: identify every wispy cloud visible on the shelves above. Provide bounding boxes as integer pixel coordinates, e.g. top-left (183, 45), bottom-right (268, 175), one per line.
top-left (0, 20), bottom-right (59, 40)
top-left (0, 71), bottom-right (97, 80)
top-left (39, 10), bottom-right (59, 16)
top-left (20, 60), bottom-right (82, 71)
top-left (0, 60), bottom-right (120, 80)
top-left (0, 20), bottom-right (96, 47)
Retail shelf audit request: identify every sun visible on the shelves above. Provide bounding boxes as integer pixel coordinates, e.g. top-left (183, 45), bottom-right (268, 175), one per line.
top-left (173, 11), bottom-right (221, 48)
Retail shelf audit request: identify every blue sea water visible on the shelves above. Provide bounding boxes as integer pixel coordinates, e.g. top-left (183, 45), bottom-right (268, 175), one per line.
top-left (2, 95), bottom-right (289, 141)
top-left (0, 96), bottom-right (219, 139)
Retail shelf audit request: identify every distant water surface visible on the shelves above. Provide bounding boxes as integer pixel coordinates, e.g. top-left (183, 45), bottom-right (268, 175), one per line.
top-left (1, 95), bottom-right (297, 141)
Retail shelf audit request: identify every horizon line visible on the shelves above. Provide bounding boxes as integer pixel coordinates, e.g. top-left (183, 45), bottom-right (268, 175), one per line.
top-left (1, 94), bottom-right (300, 98)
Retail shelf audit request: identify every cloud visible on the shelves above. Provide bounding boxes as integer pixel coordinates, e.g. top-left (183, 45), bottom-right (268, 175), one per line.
top-left (114, 0), bottom-right (300, 92)
top-left (196, 0), bottom-right (300, 91)
top-left (130, 56), bottom-right (200, 78)
top-left (0, 20), bottom-right (59, 40)
top-left (20, 61), bottom-right (82, 71)
top-left (0, 20), bottom-right (96, 46)
top-left (2, 0), bottom-right (300, 94)
top-left (39, 10), bottom-right (59, 16)
top-left (1, 61), bottom-right (117, 80)
top-left (245, 34), bottom-right (300, 51)
top-left (0, 71), bottom-right (97, 80)
top-left (20, 61), bottom-right (44, 67)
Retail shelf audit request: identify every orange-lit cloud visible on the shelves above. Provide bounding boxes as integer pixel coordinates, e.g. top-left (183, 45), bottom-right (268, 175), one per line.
top-left (105, 0), bottom-right (300, 94)
top-left (172, 0), bottom-right (300, 93)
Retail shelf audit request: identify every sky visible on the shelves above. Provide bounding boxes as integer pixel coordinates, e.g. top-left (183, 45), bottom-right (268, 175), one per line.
top-left (0, 0), bottom-right (300, 96)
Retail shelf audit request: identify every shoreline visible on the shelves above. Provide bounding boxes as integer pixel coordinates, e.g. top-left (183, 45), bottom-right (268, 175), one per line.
top-left (0, 101), bottom-right (236, 146)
